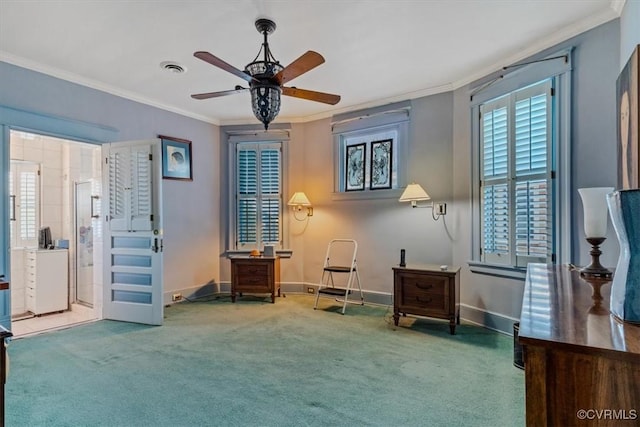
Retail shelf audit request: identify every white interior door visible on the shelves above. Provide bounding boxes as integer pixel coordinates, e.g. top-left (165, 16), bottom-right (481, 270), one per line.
top-left (102, 139), bottom-right (163, 325)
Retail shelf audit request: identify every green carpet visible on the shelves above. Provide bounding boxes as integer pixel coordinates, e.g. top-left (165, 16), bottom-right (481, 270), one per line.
top-left (5, 295), bottom-right (524, 426)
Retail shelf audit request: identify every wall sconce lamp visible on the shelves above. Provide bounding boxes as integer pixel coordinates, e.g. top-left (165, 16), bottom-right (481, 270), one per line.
top-left (399, 183), bottom-right (447, 221)
top-left (287, 192), bottom-right (314, 221)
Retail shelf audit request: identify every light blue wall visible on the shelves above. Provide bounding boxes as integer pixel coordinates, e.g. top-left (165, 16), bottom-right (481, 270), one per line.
top-left (570, 19), bottom-right (621, 265)
top-left (0, 62), bottom-right (221, 327)
top-left (293, 93), bottom-right (455, 298)
top-left (452, 19), bottom-right (621, 330)
top-left (0, 10), bottom-right (628, 332)
top-left (620, 0), bottom-right (640, 70)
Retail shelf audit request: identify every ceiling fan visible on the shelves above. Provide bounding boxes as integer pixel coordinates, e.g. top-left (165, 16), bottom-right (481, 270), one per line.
top-left (191, 18), bottom-right (341, 130)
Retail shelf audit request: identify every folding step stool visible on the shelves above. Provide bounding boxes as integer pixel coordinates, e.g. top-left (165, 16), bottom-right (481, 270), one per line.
top-left (313, 239), bottom-right (364, 314)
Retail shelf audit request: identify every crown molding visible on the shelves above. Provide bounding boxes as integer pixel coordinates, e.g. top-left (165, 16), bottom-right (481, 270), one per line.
top-left (1, 2), bottom-right (623, 128)
top-left (610, 0), bottom-right (626, 15)
top-left (451, 6), bottom-right (619, 90)
top-left (0, 51), bottom-right (220, 126)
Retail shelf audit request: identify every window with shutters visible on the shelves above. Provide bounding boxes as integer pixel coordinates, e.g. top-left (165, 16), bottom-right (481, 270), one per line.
top-left (331, 101), bottom-right (409, 198)
top-left (235, 142), bottom-right (282, 250)
top-left (480, 79), bottom-right (554, 268)
top-left (9, 161), bottom-right (40, 248)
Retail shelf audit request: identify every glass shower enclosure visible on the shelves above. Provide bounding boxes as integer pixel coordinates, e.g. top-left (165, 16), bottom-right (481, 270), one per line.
top-left (75, 181), bottom-right (95, 307)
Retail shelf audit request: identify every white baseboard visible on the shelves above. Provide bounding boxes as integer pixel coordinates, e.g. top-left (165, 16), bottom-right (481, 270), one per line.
top-left (164, 282), bottom-right (519, 335)
top-left (459, 304), bottom-right (519, 335)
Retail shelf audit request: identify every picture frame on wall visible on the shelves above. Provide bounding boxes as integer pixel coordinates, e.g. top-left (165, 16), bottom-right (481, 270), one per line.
top-left (345, 143), bottom-right (366, 191)
top-left (617, 44), bottom-right (639, 190)
top-left (159, 135), bottom-right (192, 181)
top-left (370, 138), bottom-right (393, 190)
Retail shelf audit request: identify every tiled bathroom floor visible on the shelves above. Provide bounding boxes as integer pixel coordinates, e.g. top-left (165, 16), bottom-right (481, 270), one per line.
top-left (11, 303), bottom-right (98, 338)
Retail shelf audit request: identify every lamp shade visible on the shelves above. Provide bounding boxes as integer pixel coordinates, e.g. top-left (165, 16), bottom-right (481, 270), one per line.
top-left (287, 192), bottom-right (311, 206)
top-left (399, 183), bottom-right (431, 202)
top-left (578, 187), bottom-right (614, 237)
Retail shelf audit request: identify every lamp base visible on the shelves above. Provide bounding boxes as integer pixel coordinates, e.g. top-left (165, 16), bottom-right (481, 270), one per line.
top-left (580, 237), bottom-right (613, 278)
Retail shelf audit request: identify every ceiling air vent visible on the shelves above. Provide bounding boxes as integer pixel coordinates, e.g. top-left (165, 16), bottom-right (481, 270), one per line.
top-left (160, 61), bottom-right (186, 74)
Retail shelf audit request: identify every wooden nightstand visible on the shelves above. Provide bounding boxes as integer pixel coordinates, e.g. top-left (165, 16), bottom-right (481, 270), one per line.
top-left (392, 264), bottom-right (460, 334)
top-left (230, 257), bottom-right (280, 303)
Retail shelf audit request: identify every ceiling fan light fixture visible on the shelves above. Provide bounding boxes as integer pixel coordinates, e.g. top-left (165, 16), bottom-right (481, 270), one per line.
top-left (245, 61), bottom-right (283, 77)
top-left (251, 84), bottom-right (281, 130)
top-left (191, 18), bottom-right (339, 130)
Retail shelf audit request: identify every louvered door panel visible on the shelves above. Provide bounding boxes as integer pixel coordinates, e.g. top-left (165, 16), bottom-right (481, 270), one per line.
top-left (130, 145), bottom-right (153, 231)
top-left (108, 147), bottom-right (130, 231)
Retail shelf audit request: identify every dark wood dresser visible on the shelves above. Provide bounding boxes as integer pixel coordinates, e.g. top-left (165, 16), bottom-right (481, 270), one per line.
top-left (519, 263), bottom-right (640, 426)
top-left (1, 324), bottom-right (12, 426)
top-left (392, 264), bottom-right (460, 334)
top-left (230, 257), bottom-right (280, 303)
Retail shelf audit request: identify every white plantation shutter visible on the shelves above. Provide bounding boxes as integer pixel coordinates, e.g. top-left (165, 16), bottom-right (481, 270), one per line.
top-left (9, 162), bottom-right (40, 248)
top-left (481, 98), bottom-right (510, 264)
top-left (260, 148), bottom-right (281, 244)
top-left (9, 170), bottom-right (14, 247)
top-left (515, 180), bottom-right (549, 260)
top-left (236, 143), bottom-right (282, 248)
top-left (480, 80), bottom-right (553, 266)
top-left (109, 148), bottom-right (128, 231)
top-left (20, 170), bottom-right (38, 242)
top-left (237, 148), bottom-right (257, 245)
top-left (482, 184), bottom-right (509, 255)
top-left (108, 144), bottom-right (153, 232)
top-left (483, 106), bottom-right (509, 178)
top-left (130, 145), bottom-right (153, 231)
top-left (514, 88), bottom-right (551, 264)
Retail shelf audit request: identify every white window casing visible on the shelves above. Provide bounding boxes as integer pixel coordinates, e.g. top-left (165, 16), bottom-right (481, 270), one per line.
top-left (226, 128), bottom-right (289, 253)
top-left (470, 50), bottom-right (572, 277)
top-left (331, 101), bottom-right (410, 200)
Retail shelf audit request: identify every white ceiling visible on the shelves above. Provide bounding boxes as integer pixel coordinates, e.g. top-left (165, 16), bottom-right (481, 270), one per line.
top-left (0, 1), bottom-right (622, 126)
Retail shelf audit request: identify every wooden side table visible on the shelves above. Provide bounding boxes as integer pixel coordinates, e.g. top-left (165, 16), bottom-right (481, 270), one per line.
top-left (230, 257), bottom-right (280, 303)
top-left (393, 264), bottom-right (460, 334)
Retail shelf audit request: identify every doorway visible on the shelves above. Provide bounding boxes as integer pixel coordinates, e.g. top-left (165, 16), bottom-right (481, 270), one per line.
top-left (9, 130), bottom-right (101, 337)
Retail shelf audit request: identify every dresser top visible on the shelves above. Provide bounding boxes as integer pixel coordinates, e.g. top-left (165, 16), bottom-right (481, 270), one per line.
top-left (519, 263), bottom-right (640, 357)
top-left (392, 264), bottom-right (460, 274)
top-left (229, 256), bottom-right (279, 261)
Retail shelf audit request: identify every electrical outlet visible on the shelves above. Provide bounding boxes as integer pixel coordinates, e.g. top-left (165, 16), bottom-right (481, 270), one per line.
top-left (307, 287), bottom-right (315, 294)
top-left (172, 293), bottom-right (183, 302)
top-left (436, 203), bottom-right (447, 215)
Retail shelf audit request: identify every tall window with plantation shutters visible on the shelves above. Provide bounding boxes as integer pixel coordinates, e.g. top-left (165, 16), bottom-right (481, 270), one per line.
top-left (236, 142), bottom-right (282, 249)
top-left (480, 80), bottom-right (554, 267)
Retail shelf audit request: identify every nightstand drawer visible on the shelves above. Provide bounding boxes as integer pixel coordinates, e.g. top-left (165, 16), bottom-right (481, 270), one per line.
top-left (235, 275), bottom-right (270, 288)
top-left (400, 273), bottom-right (448, 295)
top-left (401, 285), bottom-right (447, 312)
top-left (236, 264), bottom-right (269, 277)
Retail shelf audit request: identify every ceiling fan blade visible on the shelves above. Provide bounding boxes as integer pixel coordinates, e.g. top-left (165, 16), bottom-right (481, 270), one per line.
top-left (194, 51), bottom-right (257, 83)
top-left (282, 87), bottom-right (341, 105)
top-left (274, 51), bottom-right (325, 85)
top-left (191, 87), bottom-right (248, 100)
